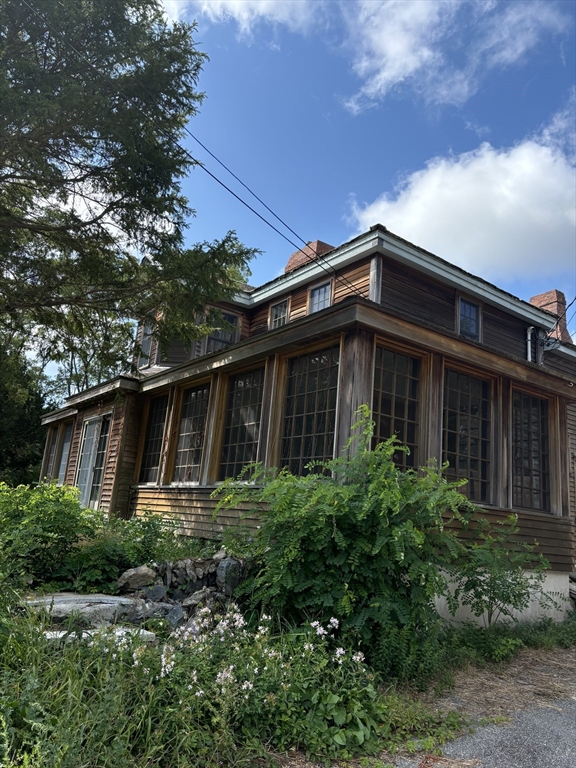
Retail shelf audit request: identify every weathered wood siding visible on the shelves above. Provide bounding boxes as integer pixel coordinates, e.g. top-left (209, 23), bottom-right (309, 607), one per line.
top-left (98, 403), bottom-right (125, 511)
top-left (132, 486), bottom-right (259, 538)
top-left (289, 289), bottom-right (308, 322)
top-left (568, 401), bottom-right (576, 520)
top-left (544, 350), bottom-right (576, 378)
top-left (111, 394), bottom-right (144, 516)
top-left (447, 507), bottom-right (575, 573)
top-left (482, 304), bottom-right (528, 359)
top-left (334, 259), bottom-right (371, 303)
top-left (249, 304), bottom-right (271, 337)
top-left (380, 260), bottom-right (456, 331)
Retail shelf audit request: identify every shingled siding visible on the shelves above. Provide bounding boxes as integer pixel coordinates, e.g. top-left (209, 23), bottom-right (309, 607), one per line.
top-left (568, 401), bottom-right (576, 520)
top-left (131, 486), bottom-right (259, 539)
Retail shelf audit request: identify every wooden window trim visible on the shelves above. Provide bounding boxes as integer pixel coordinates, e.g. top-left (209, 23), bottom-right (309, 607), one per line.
top-left (268, 297), bottom-right (291, 330)
top-left (307, 279), bottom-right (333, 315)
top-left (134, 391), bottom-right (171, 486)
top-left (74, 412), bottom-right (113, 508)
top-left (457, 295), bottom-right (483, 343)
top-left (165, 377), bottom-right (214, 486)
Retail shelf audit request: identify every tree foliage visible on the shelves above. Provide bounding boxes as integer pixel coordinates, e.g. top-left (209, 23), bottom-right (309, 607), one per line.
top-left (0, 0), bottom-right (254, 357)
top-left (0, 345), bottom-right (50, 485)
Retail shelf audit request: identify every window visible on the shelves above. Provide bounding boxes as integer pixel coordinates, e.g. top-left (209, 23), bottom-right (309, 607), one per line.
top-left (270, 300), bottom-right (288, 329)
top-left (44, 421), bottom-right (73, 484)
top-left (309, 283), bottom-right (331, 314)
top-left (281, 345), bottom-right (339, 475)
top-left (512, 391), bottom-right (550, 512)
top-left (219, 368), bottom-right (265, 480)
top-left (443, 370), bottom-right (491, 502)
top-left (173, 384), bottom-right (210, 483)
top-left (459, 298), bottom-right (481, 341)
top-left (76, 415), bottom-right (111, 508)
top-left (138, 320), bottom-right (154, 369)
top-left (372, 347), bottom-right (421, 469)
top-left (205, 313), bottom-right (239, 353)
top-left (56, 422), bottom-right (73, 484)
top-left (139, 395), bottom-right (169, 483)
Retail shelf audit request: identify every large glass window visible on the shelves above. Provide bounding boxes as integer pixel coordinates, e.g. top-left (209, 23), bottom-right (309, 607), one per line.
top-left (443, 370), bottom-right (491, 502)
top-left (372, 347), bottom-right (421, 469)
top-left (44, 428), bottom-right (59, 479)
top-left (139, 395), bottom-right (169, 483)
top-left (309, 283), bottom-right (331, 313)
top-left (56, 422), bottom-right (73, 484)
top-left (76, 415), bottom-right (111, 508)
top-left (512, 391), bottom-right (550, 512)
top-left (138, 320), bottom-right (154, 369)
top-left (219, 368), bottom-right (265, 480)
top-left (281, 345), bottom-right (339, 475)
top-left (173, 384), bottom-right (210, 483)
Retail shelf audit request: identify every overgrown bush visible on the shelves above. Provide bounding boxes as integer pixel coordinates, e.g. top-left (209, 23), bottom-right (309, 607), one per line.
top-left (0, 608), bottom-right (463, 767)
top-left (0, 483), bottom-right (214, 593)
top-left (215, 407), bottom-right (475, 673)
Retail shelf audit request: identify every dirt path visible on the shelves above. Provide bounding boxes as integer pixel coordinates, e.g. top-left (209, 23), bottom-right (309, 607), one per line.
top-left (266, 647), bottom-right (576, 768)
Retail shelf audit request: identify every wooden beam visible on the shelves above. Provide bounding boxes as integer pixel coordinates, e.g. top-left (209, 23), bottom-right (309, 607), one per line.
top-left (336, 329), bottom-right (375, 457)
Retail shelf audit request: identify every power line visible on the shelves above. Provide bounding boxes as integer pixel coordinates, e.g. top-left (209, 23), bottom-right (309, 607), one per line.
top-left (19, 0), bottom-right (365, 300)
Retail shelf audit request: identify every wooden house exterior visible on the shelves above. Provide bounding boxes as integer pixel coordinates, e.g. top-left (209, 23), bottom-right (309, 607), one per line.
top-left (41, 225), bottom-right (576, 578)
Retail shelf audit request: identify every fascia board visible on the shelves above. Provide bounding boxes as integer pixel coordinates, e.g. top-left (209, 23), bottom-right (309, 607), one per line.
top-left (65, 376), bottom-right (140, 407)
top-left (232, 232), bottom-right (380, 307)
top-left (41, 408), bottom-right (78, 426)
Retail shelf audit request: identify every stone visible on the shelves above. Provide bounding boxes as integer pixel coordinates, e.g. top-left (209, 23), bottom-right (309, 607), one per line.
top-left (117, 565), bottom-right (157, 592)
top-left (44, 627), bottom-right (157, 644)
top-left (213, 549), bottom-right (227, 562)
top-left (216, 557), bottom-right (242, 596)
top-left (195, 567), bottom-right (204, 580)
top-left (163, 603), bottom-right (184, 627)
top-left (143, 584), bottom-right (167, 602)
top-left (182, 586), bottom-right (215, 608)
top-left (165, 562), bottom-right (173, 588)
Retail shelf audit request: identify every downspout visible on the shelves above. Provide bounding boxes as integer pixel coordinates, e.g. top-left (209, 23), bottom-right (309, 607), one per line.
top-left (526, 326), bottom-right (534, 362)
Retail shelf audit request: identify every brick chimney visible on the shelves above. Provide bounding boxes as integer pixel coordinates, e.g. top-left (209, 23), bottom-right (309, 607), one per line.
top-left (529, 289), bottom-right (572, 343)
top-left (284, 240), bottom-right (334, 273)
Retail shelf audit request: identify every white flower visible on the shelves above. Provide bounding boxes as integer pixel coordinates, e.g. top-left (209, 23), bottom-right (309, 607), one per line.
top-left (352, 652), bottom-right (365, 663)
top-left (241, 681), bottom-right (253, 691)
top-left (195, 690), bottom-right (204, 697)
top-left (328, 617), bottom-right (339, 629)
top-left (334, 647), bottom-right (345, 664)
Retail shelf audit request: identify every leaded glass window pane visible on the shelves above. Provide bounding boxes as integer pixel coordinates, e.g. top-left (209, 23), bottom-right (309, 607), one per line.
top-left (373, 347), bottom-right (421, 469)
top-left (173, 384), bottom-right (210, 483)
top-left (443, 370), bottom-right (491, 502)
top-left (219, 368), bottom-right (265, 480)
top-left (281, 345), bottom-right (339, 475)
top-left (139, 395), bottom-right (169, 483)
top-left (512, 391), bottom-right (550, 512)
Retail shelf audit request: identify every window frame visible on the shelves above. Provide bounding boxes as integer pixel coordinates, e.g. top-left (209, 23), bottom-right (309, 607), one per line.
top-left (202, 311), bottom-right (241, 355)
top-left (167, 379), bottom-right (213, 486)
top-left (74, 413), bottom-right (112, 509)
top-left (269, 298), bottom-right (290, 330)
top-left (441, 364), bottom-right (495, 504)
top-left (457, 296), bottom-right (482, 342)
top-left (307, 280), bottom-right (333, 315)
top-left (42, 420), bottom-right (75, 484)
top-left (137, 392), bottom-right (171, 485)
top-left (510, 386), bottom-right (553, 514)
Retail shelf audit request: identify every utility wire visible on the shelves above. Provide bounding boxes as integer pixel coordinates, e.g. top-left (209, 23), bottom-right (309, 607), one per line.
top-left (21, 0), bottom-right (365, 300)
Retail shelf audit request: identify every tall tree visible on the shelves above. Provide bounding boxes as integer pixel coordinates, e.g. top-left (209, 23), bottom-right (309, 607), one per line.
top-left (0, 0), bottom-right (254, 357)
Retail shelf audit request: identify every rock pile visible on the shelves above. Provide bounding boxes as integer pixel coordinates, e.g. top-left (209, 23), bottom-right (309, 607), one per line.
top-left (26, 552), bottom-right (246, 631)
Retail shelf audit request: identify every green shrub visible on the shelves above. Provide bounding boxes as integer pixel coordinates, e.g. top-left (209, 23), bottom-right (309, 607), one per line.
top-left (215, 406), bottom-right (474, 663)
top-left (0, 483), bottom-right (95, 587)
top-left (451, 515), bottom-right (558, 626)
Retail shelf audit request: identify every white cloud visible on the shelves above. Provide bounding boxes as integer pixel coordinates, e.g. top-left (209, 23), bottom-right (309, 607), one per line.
top-left (350, 101), bottom-right (576, 287)
top-left (166, 0), bottom-right (323, 35)
top-left (343, 0), bottom-right (568, 111)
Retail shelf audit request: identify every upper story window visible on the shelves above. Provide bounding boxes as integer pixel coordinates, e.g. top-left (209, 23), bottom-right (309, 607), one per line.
top-left (372, 346), bottom-right (421, 470)
top-left (270, 300), bottom-right (288, 329)
top-left (459, 298), bottom-right (481, 341)
top-left (138, 320), bottom-right (154, 369)
top-left (205, 313), bottom-right (239, 353)
top-left (309, 282), bottom-right (331, 314)
top-left (139, 395), bottom-right (169, 483)
top-left (512, 391), bottom-right (550, 512)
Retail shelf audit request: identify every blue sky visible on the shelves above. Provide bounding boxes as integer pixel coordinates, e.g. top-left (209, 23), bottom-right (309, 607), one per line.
top-left (163, 0), bottom-right (576, 335)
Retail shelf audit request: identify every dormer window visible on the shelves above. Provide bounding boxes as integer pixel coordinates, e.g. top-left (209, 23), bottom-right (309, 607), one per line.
top-left (459, 298), bottom-right (481, 341)
top-left (138, 320), bottom-right (154, 369)
top-left (309, 282), bottom-right (331, 314)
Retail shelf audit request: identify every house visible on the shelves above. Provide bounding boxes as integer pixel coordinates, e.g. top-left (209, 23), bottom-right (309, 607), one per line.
top-left (41, 224), bottom-right (576, 592)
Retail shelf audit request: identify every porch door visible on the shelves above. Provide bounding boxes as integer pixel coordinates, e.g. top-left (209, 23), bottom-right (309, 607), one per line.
top-left (76, 415), bottom-right (111, 508)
